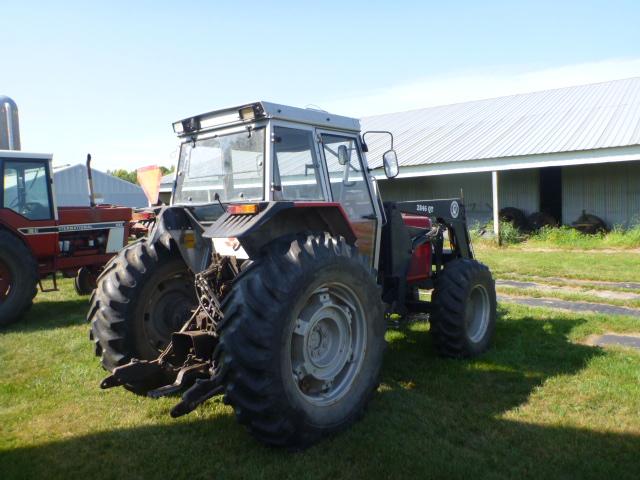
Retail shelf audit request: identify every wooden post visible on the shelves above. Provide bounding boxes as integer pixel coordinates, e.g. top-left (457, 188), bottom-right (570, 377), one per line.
top-left (492, 170), bottom-right (501, 245)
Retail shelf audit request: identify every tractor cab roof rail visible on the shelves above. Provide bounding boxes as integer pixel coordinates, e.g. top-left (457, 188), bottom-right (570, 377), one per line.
top-left (172, 101), bottom-right (361, 137)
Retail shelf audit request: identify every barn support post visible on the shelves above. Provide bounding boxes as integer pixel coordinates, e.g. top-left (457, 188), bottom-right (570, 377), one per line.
top-left (492, 170), bottom-right (501, 245)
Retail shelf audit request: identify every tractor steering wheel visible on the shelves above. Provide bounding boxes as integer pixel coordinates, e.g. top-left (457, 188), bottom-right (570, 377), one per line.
top-left (20, 202), bottom-right (48, 219)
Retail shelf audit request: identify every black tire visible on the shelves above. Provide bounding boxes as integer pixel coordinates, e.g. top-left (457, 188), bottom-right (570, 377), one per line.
top-left (74, 267), bottom-right (96, 296)
top-left (499, 207), bottom-right (528, 231)
top-left (216, 233), bottom-right (385, 448)
top-left (88, 240), bottom-right (196, 372)
top-left (430, 259), bottom-right (496, 358)
top-left (572, 211), bottom-right (609, 234)
top-left (527, 211), bottom-right (558, 231)
top-left (0, 230), bottom-right (38, 326)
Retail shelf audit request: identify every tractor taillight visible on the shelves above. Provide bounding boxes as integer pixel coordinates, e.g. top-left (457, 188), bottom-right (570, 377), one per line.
top-left (227, 204), bottom-right (259, 215)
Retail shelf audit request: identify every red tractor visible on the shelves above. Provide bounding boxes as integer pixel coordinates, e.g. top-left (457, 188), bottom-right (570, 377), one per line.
top-left (89, 102), bottom-right (497, 448)
top-left (0, 150), bottom-right (132, 326)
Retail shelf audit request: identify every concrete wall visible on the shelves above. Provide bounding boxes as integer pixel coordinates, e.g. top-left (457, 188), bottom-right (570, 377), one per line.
top-left (379, 169), bottom-right (539, 226)
top-left (562, 161), bottom-right (640, 227)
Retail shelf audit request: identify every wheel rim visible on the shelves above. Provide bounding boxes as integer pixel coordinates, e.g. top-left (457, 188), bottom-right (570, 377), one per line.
top-left (0, 259), bottom-right (12, 302)
top-left (142, 274), bottom-right (194, 352)
top-left (465, 284), bottom-right (490, 343)
top-left (289, 283), bottom-right (367, 407)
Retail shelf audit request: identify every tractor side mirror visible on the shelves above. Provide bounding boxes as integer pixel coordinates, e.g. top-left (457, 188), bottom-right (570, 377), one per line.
top-left (337, 145), bottom-right (349, 165)
top-left (383, 150), bottom-right (399, 178)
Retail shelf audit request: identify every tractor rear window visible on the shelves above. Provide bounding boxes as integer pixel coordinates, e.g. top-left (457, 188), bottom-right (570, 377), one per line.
top-left (174, 128), bottom-right (265, 204)
top-left (3, 161), bottom-right (52, 220)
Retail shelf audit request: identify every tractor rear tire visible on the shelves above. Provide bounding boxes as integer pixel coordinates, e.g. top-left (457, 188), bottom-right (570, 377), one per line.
top-left (216, 233), bottom-right (385, 448)
top-left (88, 240), bottom-right (196, 372)
top-left (0, 230), bottom-right (38, 327)
top-left (430, 258), bottom-right (496, 358)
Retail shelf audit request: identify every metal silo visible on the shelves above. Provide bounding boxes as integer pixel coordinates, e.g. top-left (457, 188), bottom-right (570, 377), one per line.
top-left (0, 96), bottom-right (21, 150)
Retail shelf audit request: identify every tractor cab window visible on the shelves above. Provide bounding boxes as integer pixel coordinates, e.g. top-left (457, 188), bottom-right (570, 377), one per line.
top-left (272, 127), bottom-right (324, 200)
top-left (3, 161), bottom-right (52, 220)
top-left (174, 128), bottom-right (265, 204)
top-left (321, 135), bottom-right (374, 221)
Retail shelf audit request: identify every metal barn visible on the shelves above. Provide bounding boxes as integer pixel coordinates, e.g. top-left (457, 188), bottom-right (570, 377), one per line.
top-left (53, 164), bottom-right (147, 208)
top-left (363, 77), bottom-right (640, 229)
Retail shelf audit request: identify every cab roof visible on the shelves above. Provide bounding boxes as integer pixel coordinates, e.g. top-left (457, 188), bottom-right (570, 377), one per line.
top-left (173, 101), bottom-right (361, 136)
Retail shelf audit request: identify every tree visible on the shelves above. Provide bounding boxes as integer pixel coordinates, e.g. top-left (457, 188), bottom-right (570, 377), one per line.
top-left (107, 166), bottom-right (175, 185)
top-left (108, 169), bottom-right (138, 184)
top-left (159, 165), bottom-right (175, 176)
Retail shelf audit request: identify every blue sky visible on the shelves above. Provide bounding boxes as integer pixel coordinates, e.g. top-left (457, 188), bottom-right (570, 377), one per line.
top-left (3, 0), bottom-right (640, 170)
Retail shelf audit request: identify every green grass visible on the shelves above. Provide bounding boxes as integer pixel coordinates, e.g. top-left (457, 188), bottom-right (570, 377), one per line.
top-left (475, 247), bottom-right (640, 283)
top-left (527, 225), bottom-right (640, 250)
top-left (473, 224), bottom-right (640, 250)
top-left (2, 279), bottom-right (640, 479)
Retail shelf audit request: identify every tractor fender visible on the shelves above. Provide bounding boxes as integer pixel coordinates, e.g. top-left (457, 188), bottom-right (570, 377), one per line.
top-left (0, 221), bottom-right (27, 244)
top-left (147, 206), bottom-right (212, 274)
top-left (203, 202), bottom-right (356, 258)
top-left (0, 222), bottom-right (35, 258)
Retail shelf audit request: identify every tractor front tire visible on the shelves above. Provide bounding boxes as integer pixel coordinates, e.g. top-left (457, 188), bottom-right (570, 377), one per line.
top-left (74, 267), bottom-right (96, 296)
top-left (430, 259), bottom-right (496, 358)
top-left (88, 240), bottom-right (196, 372)
top-left (0, 230), bottom-right (38, 327)
top-left (217, 233), bottom-right (385, 448)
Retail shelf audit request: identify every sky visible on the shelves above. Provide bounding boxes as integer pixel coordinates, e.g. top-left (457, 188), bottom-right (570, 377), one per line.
top-left (2, 0), bottom-right (640, 171)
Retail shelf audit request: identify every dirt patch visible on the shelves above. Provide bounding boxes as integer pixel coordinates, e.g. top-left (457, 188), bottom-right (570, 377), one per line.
top-left (581, 332), bottom-right (640, 350)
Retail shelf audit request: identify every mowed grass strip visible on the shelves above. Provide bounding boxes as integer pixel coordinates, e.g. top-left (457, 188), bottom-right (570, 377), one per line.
top-left (493, 273), bottom-right (640, 293)
top-left (496, 284), bottom-right (640, 309)
top-left (1, 278), bottom-right (639, 480)
top-left (476, 246), bottom-right (640, 283)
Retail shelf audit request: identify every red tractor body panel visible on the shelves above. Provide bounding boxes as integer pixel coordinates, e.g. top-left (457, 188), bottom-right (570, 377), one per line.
top-left (402, 213), bottom-right (433, 283)
top-left (0, 204), bottom-right (132, 278)
top-left (58, 205), bottom-right (133, 224)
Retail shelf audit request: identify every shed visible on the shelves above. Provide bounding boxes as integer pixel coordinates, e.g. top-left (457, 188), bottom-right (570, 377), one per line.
top-left (53, 164), bottom-right (148, 208)
top-left (362, 77), bottom-right (640, 230)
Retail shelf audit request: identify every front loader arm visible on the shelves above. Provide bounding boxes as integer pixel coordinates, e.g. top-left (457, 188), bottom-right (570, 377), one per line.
top-left (392, 198), bottom-right (473, 259)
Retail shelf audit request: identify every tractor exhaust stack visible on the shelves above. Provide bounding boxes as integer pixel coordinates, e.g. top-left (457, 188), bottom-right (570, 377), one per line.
top-left (0, 96), bottom-right (21, 151)
top-left (86, 153), bottom-right (96, 207)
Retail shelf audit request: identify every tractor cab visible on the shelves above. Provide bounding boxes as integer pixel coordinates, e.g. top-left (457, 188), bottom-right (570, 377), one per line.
top-left (169, 101), bottom-right (399, 264)
top-left (2, 154), bottom-right (54, 221)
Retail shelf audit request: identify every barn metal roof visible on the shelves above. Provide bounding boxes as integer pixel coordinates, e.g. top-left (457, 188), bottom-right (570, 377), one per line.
top-left (361, 77), bottom-right (640, 169)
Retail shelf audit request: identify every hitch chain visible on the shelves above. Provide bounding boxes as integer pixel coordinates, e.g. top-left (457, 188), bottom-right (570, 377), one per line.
top-left (101, 256), bottom-right (238, 417)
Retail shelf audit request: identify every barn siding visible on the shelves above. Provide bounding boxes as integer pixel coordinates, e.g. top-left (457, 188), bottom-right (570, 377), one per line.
top-left (379, 169), bottom-right (539, 226)
top-left (562, 161), bottom-right (640, 227)
top-left (53, 165), bottom-right (147, 208)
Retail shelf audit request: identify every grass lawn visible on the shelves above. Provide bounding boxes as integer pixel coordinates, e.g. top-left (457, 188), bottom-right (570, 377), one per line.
top-left (1, 276), bottom-right (640, 480)
top-left (475, 246), bottom-right (640, 283)
top-left (472, 225), bottom-right (640, 250)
